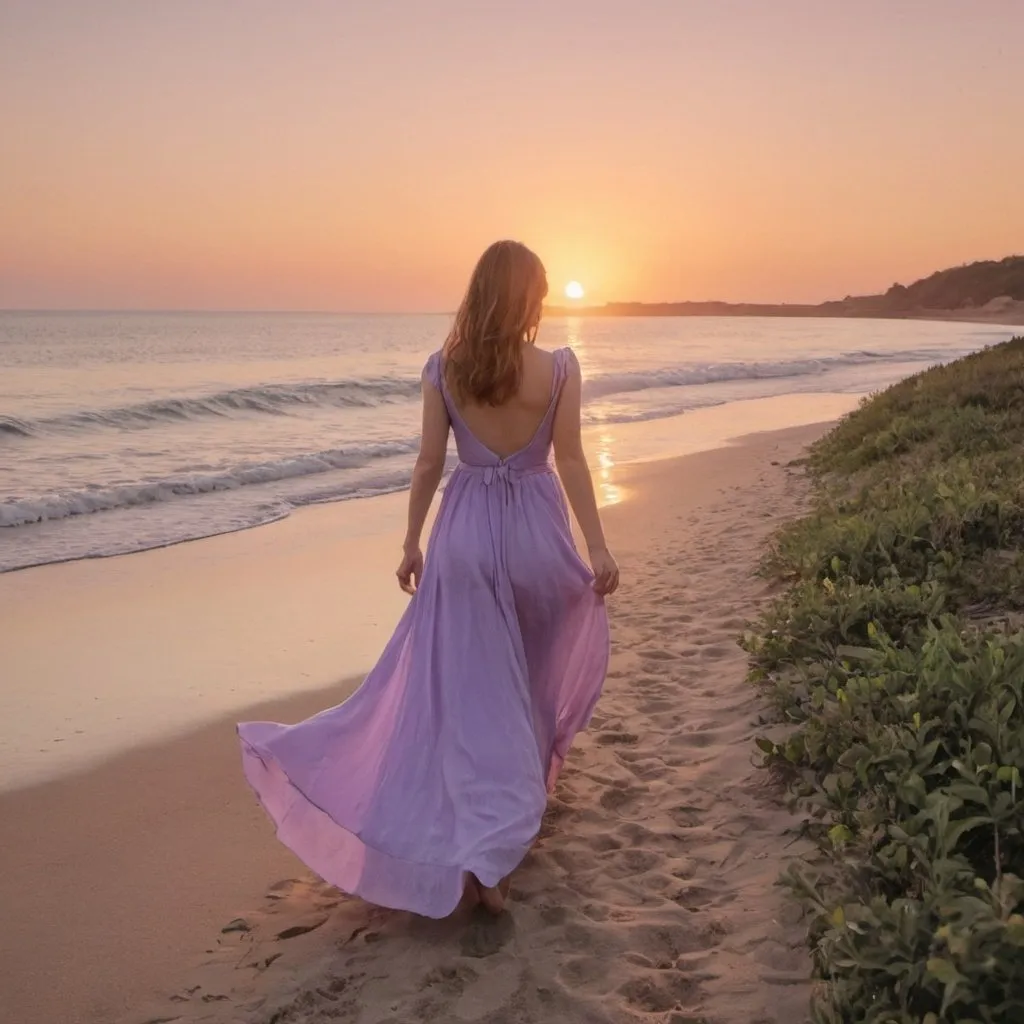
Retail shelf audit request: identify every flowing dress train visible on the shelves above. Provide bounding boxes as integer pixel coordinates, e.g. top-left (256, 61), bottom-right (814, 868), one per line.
top-left (238, 346), bottom-right (610, 918)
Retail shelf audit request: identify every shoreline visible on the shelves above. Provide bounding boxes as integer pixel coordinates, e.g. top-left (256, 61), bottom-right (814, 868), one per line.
top-left (3, 392), bottom-right (870, 579)
top-left (2, 421), bottom-right (836, 1024)
top-left (0, 392), bottom-right (862, 793)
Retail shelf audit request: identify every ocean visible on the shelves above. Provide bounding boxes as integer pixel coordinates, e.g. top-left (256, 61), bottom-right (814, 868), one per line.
top-left (0, 312), bottom-right (1014, 574)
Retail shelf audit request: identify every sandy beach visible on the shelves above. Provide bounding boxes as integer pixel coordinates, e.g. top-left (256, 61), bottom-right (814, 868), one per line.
top-left (0, 409), bottom-right (850, 1024)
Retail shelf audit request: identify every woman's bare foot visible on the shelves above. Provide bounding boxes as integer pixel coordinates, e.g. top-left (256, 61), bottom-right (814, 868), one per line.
top-left (473, 874), bottom-right (511, 915)
top-left (461, 874), bottom-right (481, 910)
top-left (478, 885), bottom-right (505, 915)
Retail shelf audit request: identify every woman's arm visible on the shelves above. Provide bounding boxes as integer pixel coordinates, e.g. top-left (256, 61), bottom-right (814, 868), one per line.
top-left (397, 375), bottom-right (450, 593)
top-left (552, 355), bottom-right (619, 595)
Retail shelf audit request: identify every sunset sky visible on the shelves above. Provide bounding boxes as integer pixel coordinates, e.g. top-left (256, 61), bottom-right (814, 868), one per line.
top-left (2, 1), bottom-right (1022, 311)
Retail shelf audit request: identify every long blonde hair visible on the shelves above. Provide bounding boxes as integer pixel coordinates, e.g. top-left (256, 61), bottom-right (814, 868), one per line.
top-left (443, 241), bottom-right (549, 406)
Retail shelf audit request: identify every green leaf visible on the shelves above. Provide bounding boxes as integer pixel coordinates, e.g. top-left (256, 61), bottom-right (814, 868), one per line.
top-left (755, 737), bottom-right (775, 754)
top-left (1000, 696), bottom-right (1018, 725)
top-left (947, 782), bottom-right (990, 806)
top-left (835, 644), bottom-right (883, 663)
top-left (926, 957), bottom-right (963, 985)
top-left (828, 824), bottom-right (853, 847)
top-left (1006, 917), bottom-right (1024, 947)
top-left (943, 816), bottom-right (992, 849)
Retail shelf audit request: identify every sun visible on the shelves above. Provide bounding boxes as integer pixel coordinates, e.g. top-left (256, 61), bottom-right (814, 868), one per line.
top-left (564, 281), bottom-right (585, 300)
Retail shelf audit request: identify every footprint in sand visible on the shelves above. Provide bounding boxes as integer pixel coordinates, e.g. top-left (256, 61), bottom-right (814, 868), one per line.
top-left (599, 784), bottom-right (648, 813)
top-left (660, 612), bottom-right (695, 625)
top-left (637, 647), bottom-right (679, 661)
top-left (670, 884), bottom-right (733, 913)
top-left (638, 696), bottom-right (676, 713)
top-left (418, 963), bottom-right (479, 996)
top-left (600, 847), bottom-right (663, 878)
top-left (596, 729), bottom-right (640, 746)
top-left (558, 955), bottom-right (617, 993)
top-left (670, 729), bottom-right (724, 750)
top-left (538, 904), bottom-right (570, 926)
top-left (699, 643), bottom-right (740, 661)
top-left (669, 805), bottom-right (707, 828)
top-left (459, 912), bottom-right (516, 959)
top-left (590, 833), bottom-right (623, 853)
top-left (617, 757), bottom-right (672, 782)
top-left (619, 973), bottom-right (703, 1014)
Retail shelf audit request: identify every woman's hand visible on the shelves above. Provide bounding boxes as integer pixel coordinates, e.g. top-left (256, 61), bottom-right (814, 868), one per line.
top-left (589, 547), bottom-right (620, 597)
top-left (396, 546), bottom-right (424, 595)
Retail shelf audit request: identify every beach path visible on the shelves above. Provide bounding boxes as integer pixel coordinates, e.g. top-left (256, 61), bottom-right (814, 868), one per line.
top-left (113, 423), bottom-right (823, 1024)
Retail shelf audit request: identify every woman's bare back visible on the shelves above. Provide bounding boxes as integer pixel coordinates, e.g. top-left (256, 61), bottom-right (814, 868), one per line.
top-left (451, 346), bottom-right (557, 459)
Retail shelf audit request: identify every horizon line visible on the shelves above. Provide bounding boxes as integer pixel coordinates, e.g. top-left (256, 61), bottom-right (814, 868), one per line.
top-left (0, 308), bottom-right (458, 316)
top-left (0, 299), bottom-right (847, 316)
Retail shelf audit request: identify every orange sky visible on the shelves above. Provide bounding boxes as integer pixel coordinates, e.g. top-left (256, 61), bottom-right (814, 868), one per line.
top-left (2, 1), bottom-right (1022, 311)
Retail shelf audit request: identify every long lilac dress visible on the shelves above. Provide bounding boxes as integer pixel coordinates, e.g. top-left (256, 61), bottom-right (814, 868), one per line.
top-left (238, 347), bottom-right (610, 919)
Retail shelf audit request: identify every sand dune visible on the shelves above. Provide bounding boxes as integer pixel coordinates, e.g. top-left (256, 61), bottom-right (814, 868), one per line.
top-left (115, 424), bottom-right (823, 1024)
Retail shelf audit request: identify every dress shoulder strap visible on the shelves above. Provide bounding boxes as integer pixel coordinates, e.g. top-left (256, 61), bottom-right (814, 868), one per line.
top-left (422, 350), bottom-right (443, 390)
top-left (552, 346), bottom-right (579, 395)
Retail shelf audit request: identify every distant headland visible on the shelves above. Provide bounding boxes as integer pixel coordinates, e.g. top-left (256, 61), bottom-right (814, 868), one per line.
top-left (546, 255), bottom-right (1024, 325)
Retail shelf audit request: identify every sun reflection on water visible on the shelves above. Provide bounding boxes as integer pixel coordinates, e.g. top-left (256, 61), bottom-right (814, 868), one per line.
top-left (593, 432), bottom-right (624, 507)
top-left (564, 316), bottom-right (583, 354)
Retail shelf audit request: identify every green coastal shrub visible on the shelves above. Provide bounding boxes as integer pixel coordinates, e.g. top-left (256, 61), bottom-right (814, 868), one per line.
top-left (745, 337), bottom-right (1024, 1023)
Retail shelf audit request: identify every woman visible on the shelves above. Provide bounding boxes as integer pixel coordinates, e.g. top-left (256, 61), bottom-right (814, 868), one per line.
top-left (238, 241), bottom-right (618, 918)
